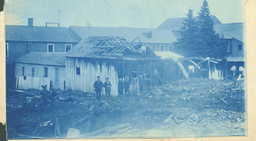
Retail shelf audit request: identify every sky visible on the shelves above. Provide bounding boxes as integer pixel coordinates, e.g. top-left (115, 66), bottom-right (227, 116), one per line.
top-left (4, 0), bottom-right (245, 28)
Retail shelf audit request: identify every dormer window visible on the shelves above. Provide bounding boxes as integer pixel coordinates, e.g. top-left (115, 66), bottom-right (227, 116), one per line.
top-left (47, 44), bottom-right (54, 52)
top-left (238, 44), bottom-right (242, 50)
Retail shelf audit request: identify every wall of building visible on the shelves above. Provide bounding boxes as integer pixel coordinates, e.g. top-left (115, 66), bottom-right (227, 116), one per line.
top-left (231, 39), bottom-right (244, 56)
top-left (29, 42), bottom-right (77, 52)
top-left (144, 43), bottom-right (174, 52)
top-left (6, 41), bottom-right (28, 64)
top-left (15, 63), bottom-right (65, 90)
top-left (65, 57), bottom-right (119, 96)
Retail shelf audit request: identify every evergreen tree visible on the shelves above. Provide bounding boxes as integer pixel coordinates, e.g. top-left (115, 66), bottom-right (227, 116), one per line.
top-left (175, 9), bottom-right (199, 57)
top-left (197, 0), bottom-right (227, 58)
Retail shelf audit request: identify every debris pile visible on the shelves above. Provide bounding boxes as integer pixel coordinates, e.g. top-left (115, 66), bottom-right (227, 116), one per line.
top-left (6, 78), bottom-right (246, 139)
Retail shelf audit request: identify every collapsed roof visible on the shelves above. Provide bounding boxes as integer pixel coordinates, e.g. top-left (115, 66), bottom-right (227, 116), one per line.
top-left (66, 36), bottom-right (155, 59)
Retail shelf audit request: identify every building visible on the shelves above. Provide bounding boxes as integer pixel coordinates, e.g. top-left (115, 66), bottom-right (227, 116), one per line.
top-left (68, 26), bottom-right (177, 52)
top-left (157, 16), bottom-right (245, 79)
top-left (5, 18), bottom-right (78, 88)
top-left (65, 36), bottom-right (176, 95)
top-left (15, 52), bottom-right (66, 90)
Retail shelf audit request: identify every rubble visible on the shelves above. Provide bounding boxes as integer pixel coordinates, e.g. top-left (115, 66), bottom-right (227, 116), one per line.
top-left (6, 78), bottom-right (246, 139)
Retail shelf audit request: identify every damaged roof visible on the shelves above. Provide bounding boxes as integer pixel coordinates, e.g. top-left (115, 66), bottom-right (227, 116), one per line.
top-left (15, 52), bottom-right (66, 66)
top-left (66, 36), bottom-right (142, 58)
top-left (68, 26), bottom-right (177, 43)
top-left (6, 25), bottom-right (78, 42)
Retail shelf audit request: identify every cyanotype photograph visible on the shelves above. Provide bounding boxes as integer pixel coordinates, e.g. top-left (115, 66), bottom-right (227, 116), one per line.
top-left (4, 0), bottom-right (246, 139)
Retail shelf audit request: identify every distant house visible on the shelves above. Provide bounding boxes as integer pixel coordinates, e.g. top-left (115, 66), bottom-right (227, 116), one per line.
top-left (157, 16), bottom-right (245, 79)
top-left (5, 18), bottom-right (78, 88)
top-left (15, 52), bottom-right (66, 90)
top-left (65, 36), bottom-right (174, 95)
top-left (68, 26), bottom-right (177, 52)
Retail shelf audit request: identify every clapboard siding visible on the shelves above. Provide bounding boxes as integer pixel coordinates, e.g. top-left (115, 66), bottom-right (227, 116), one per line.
top-left (231, 39), bottom-right (244, 56)
top-left (15, 63), bottom-right (65, 90)
top-left (6, 41), bottom-right (28, 64)
top-left (65, 57), bottom-right (119, 96)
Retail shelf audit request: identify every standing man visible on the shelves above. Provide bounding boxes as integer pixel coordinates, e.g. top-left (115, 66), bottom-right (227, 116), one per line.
top-left (104, 77), bottom-right (111, 97)
top-left (118, 78), bottom-right (124, 95)
top-left (124, 76), bottom-right (130, 95)
top-left (94, 76), bottom-right (103, 100)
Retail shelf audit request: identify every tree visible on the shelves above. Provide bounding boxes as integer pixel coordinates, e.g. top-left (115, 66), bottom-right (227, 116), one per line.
top-left (175, 9), bottom-right (199, 57)
top-left (197, 0), bottom-right (227, 58)
top-left (175, 0), bottom-right (227, 58)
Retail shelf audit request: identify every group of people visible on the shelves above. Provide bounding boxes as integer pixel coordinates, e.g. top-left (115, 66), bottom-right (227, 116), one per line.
top-left (93, 76), bottom-right (112, 100)
top-left (93, 76), bottom-right (131, 100)
top-left (93, 71), bottom-right (160, 100)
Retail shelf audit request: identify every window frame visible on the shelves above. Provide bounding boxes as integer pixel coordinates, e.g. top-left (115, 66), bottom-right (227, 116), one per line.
top-left (44, 67), bottom-right (48, 77)
top-left (65, 44), bottom-right (72, 52)
top-left (160, 45), bottom-right (165, 51)
top-left (22, 67), bottom-right (25, 76)
top-left (32, 68), bottom-right (34, 77)
top-left (151, 44), bottom-right (156, 51)
top-left (6, 43), bottom-right (9, 57)
top-left (55, 68), bottom-right (59, 82)
top-left (76, 67), bottom-right (80, 75)
top-left (238, 44), bottom-right (242, 50)
top-left (47, 44), bottom-right (55, 52)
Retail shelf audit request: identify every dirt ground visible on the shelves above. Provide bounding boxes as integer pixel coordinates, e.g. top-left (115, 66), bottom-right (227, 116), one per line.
top-left (6, 78), bottom-right (246, 139)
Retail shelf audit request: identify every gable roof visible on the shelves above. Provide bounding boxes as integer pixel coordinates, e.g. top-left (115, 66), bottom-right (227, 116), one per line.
top-left (157, 15), bottom-right (222, 30)
top-left (68, 26), bottom-right (177, 44)
top-left (15, 52), bottom-right (66, 66)
top-left (214, 23), bottom-right (244, 42)
top-left (6, 25), bottom-right (78, 42)
top-left (66, 36), bottom-right (142, 58)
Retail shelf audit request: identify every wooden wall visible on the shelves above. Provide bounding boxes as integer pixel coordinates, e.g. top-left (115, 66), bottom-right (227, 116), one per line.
top-left (15, 63), bottom-right (65, 90)
top-left (6, 41), bottom-right (28, 64)
top-left (65, 57), bottom-right (119, 96)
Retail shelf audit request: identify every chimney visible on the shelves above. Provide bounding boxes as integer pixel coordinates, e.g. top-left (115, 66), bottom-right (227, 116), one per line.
top-left (28, 18), bottom-right (33, 27)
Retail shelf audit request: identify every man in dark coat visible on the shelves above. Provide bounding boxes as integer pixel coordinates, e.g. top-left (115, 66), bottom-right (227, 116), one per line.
top-left (123, 77), bottom-right (130, 95)
top-left (104, 77), bottom-right (111, 97)
top-left (118, 78), bottom-right (124, 95)
top-left (94, 76), bottom-right (103, 100)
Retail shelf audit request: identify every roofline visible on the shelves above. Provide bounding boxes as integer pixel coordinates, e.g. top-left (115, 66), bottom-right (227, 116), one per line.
top-left (6, 40), bottom-right (78, 43)
top-left (15, 62), bottom-right (65, 67)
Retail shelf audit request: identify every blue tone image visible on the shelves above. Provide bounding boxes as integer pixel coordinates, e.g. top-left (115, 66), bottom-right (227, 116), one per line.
top-left (5, 0), bottom-right (246, 139)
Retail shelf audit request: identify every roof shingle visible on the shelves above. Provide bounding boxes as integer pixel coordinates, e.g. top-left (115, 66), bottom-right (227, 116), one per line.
top-left (15, 52), bottom-right (66, 66)
top-left (6, 25), bottom-right (78, 42)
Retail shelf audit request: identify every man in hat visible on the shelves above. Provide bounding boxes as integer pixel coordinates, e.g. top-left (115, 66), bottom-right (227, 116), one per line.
top-left (94, 76), bottom-right (103, 100)
top-left (104, 77), bottom-right (111, 97)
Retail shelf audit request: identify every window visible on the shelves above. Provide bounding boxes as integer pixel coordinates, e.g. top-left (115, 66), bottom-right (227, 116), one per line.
top-left (160, 45), bottom-right (165, 51)
top-left (44, 67), bottom-right (48, 77)
top-left (76, 67), bottom-right (80, 75)
top-left (151, 44), bottom-right (156, 51)
top-left (164, 45), bottom-right (169, 51)
top-left (47, 44), bottom-right (54, 52)
top-left (6, 43), bottom-right (9, 57)
top-left (227, 41), bottom-right (230, 52)
top-left (55, 68), bottom-right (59, 82)
top-left (32, 68), bottom-right (34, 77)
top-left (168, 45), bottom-right (173, 51)
top-left (22, 67), bottom-right (25, 76)
top-left (65, 44), bottom-right (72, 52)
top-left (238, 44), bottom-right (242, 50)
